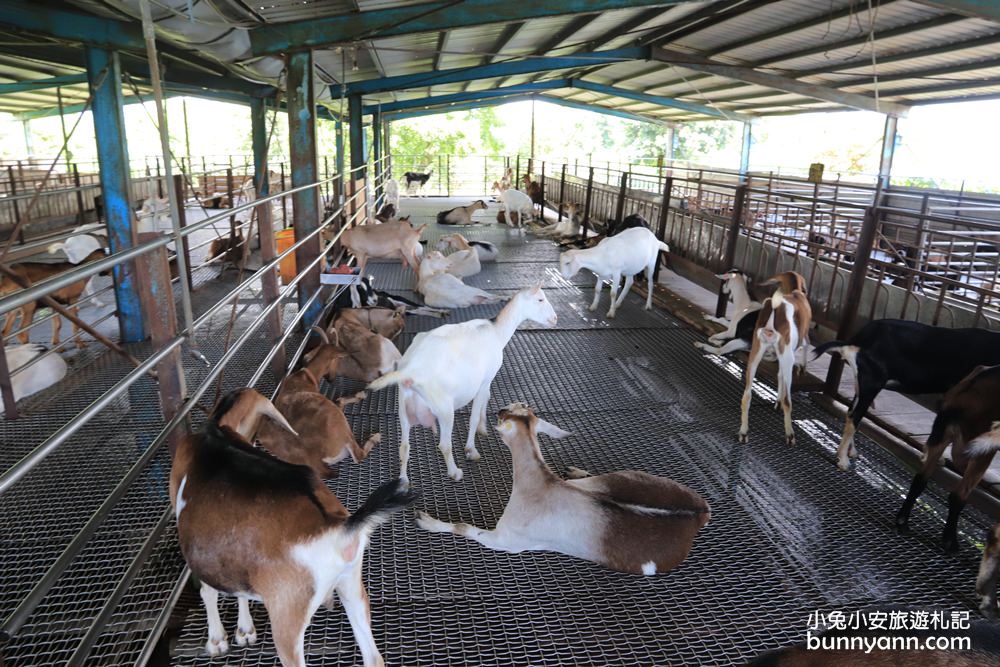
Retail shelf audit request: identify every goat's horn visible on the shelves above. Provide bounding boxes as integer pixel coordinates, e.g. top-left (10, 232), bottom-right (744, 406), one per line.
top-left (311, 325), bottom-right (330, 345)
top-left (257, 395), bottom-right (298, 436)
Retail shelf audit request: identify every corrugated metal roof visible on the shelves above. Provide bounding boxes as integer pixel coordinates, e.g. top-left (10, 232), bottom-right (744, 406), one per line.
top-left (0, 0), bottom-right (998, 121)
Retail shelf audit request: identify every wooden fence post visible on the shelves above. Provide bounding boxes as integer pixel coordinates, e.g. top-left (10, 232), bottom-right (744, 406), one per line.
top-left (715, 184), bottom-right (748, 317)
top-left (582, 166), bottom-right (594, 240)
top-left (615, 170), bottom-right (629, 226)
top-left (172, 175), bottom-right (193, 290)
top-left (558, 163), bottom-right (567, 222)
top-left (654, 176), bottom-right (673, 282)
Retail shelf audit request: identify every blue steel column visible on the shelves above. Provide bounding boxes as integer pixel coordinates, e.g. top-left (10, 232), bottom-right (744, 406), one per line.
top-left (251, 97), bottom-right (270, 196)
top-left (335, 119), bottom-right (345, 179)
top-left (348, 94), bottom-right (365, 175)
top-left (286, 51), bottom-right (323, 328)
top-left (372, 108), bottom-right (383, 199)
top-left (878, 115), bottom-right (899, 191)
top-left (85, 47), bottom-right (144, 342)
top-left (739, 121), bottom-right (752, 179)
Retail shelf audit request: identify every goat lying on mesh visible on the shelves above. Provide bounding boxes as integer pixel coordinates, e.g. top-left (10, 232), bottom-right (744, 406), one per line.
top-left (437, 200), bottom-right (487, 226)
top-left (814, 320), bottom-right (1000, 471)
top-left (0, 344), bottom-right (68, 417)
top-left (374, 202), bottom-right (396, 222)
top-left (436, 232), bottom-right (499, 262)
top-left (896, 364), bottom-right (1000, 555)
top-left (170, 388), bottom-right (416, 667)
top-left (330, 276), bottom-right (449, 318)
top-left (207, 232), bottom-right (247, 270)
top-left (416, 251), bottom-right (504, 309)
top-left (417, 403), bottom-right (710, 574)
top-left (327, 310), bottom-right (404, 383)
top-left (694, 269), bottom-right (763, 357)
top-left (255, 328), bottom-right (381, 478)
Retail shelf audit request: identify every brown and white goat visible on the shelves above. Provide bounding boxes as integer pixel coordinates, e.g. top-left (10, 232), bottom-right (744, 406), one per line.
top-left (207, 232), bottom-right (247, 270)
top-left (170, 388), bottom-right (417, 667)
top-left (896, 364), bottom-right (1000, 554)
top-left (328, 313), bottom-right (403, 383)
top-left (1, 249), bottom-right (107, 348)
top-left (256, 330), bottom-right (381, 478)
top-left (340, 220), bottom-right (426, 273)
top-left (417, 403), bottom-right (710, 573)
top-left (979, 522), bottom-right (1000, 618)
top-left (738, 271), bottom-right (812, 446)
top-left (333, 307), bottom-right (405, 340)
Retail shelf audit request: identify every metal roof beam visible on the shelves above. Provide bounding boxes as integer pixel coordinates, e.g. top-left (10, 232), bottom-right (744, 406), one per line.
top-left (641, 0), bottom-right (772, 45)
top-left (364, 80), bottom-right (569, 113)
top-left (346, 47), bottom-right (649, 95)
top-left (569, 78), bottom-right (754, 121)
top-left (913, 1), bottom-right (1000, 21)
top-left (0, 0), bottom-right (143, 51)
top-left (587, 7), bottom-right (664, 50)
top-left (248, 1), bottom-right (700, 56)
top-left (0, 74), bottom-right (88, 95)
top-left (651, 47), bottom-right (911, 116)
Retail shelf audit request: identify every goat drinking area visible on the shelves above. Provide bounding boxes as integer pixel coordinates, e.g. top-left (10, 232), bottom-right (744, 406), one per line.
top-left (162, 198), bottom-right (989, 666)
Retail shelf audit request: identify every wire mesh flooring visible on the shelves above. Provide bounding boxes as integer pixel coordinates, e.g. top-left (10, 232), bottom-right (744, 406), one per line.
top-left (154, 198), bottom-right (993, 667)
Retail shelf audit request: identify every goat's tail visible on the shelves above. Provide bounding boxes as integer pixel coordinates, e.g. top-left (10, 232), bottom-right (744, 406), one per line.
top-left (812, 340), bottom-right (858, 362)
top-left (437, 210), bottom-right (454, 225)
top-left (367, 370), bottom-right (407, 393)
top-left (345, 478), bottom-right (419, 534)
top-left (657, 241), bottom-right (670, 254)
top-left (969, 421), bottom-right (1000, 457)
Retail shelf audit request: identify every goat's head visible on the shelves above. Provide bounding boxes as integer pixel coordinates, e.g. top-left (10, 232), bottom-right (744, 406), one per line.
top-left (558, 250), bottom-right (582, 279)
top-left (473, 199), bottom-right (488, 210)
top-left (515, 285), bottom-right (557, 328)
top-left (420, 250), bottom-right (450, 277)
top-left (495, 402), bottom-right (571, 446)
top-left (303, 326), bottom-right (348, 381)
top-left (762, 271), bottom-right (807, 295)
top-left (212, 387), bottom-right (298, 441)
top-left (715, 268), bottom-right (749, 295)
top-left (435, 234), bottom-right (458, 252)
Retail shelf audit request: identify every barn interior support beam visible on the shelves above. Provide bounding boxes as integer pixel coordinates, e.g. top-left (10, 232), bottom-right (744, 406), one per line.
top-left (85, 46), bottom-right (144, 343)
top-left (372, 108), bottom-right (383, 198)
top-left (0, 74), bottom-right (89, 95)
top-left (249, 1), bottom-right (696, 57)
top-left (739, 121), bottom-right (752, 177)
top-left (285, 50), bottom-right (323, 330)
top-left (361, 80), bottom-right (568, 114)
top-left (346, 48), bottom-right (648, 96)
top-left (878, 115), bottom-right (899, 190)
top-left (348, 94), bottom-right (365, 173)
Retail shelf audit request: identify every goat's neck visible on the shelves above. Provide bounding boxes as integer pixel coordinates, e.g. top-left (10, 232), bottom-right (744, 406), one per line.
top-left (509, 436), bottom-right (559, 489)
top-left (731, 281), bottom-right (753, 312)
top-left (493, 298), bottom-right (529, 344)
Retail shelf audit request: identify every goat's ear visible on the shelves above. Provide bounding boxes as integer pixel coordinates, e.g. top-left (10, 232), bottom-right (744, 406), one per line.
top-left (535, 418), bottom-right (572, 440)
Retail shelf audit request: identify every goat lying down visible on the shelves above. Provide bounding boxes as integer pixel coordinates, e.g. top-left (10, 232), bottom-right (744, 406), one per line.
top-left (170, 388), bottom-right (417, 667)
top-left (368, 287), bottom-right (557, 485)
top-left (437, 200), bottom-right (487, 226)
top-left (694, 269), bottom-right (762, 357)
top-left (332, 276), bottom-right (449, 318)
top-left (436, 233), bottom-right (499, 262)
top-left (417, 251), bottom-right (504, 309)
top-left (417, 403), bottom-right (710, 574)
top-left (0, 344), bottom-right (68, 416)
top-left (328, 311), bottom-right (404, 383)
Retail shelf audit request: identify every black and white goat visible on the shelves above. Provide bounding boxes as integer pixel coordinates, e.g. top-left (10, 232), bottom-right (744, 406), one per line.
top-left (814, 320), bottom-right (1000, 471)
top-left (403, 168), bottom-right (433, 196)
top-left (331, 276), bottom-right (449, 318)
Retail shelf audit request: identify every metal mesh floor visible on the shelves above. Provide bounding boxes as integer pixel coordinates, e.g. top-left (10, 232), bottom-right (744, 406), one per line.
top-left (157, 198), bottom-right (993, 667)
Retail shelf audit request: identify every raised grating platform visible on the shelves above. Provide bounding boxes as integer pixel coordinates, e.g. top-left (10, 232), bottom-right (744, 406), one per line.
top-left (153, 197), bottom-right (993, 667)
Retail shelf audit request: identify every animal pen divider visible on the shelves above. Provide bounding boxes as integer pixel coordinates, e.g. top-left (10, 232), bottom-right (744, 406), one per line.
top-left (0, 162), bottom-right (377, 666)
top-left (538, 157), bottom-right (1000, 386)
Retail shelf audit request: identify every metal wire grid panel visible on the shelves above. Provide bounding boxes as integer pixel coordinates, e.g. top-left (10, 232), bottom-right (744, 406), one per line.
top-left (0, 270), bottom-right (307, 667)
top-left (149, 202), bottom-right (989, 667)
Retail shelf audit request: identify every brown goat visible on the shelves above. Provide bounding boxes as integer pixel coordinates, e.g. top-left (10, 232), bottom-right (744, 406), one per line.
top-left (329, 313), bottom-right (403, 383)
top-left (257, 330), bottom-right (381, 478)
top-left (1, 249), bottom-right (106, 348)
top-left (171, 387), bottom-right (416, 667)
top-left (207, 232), bottom-right (247, 269)
top-left (979, 521), bottom-right (1000, 618)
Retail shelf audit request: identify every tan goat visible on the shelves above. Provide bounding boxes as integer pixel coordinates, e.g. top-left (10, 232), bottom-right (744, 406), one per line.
top-left (340, 220), bottom-right (426, 273)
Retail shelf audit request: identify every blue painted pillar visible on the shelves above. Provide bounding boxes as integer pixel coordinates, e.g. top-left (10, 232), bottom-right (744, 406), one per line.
top-left (878, 115), bottom-right (899, 191)
top-left (335, 119), bottom-right (345, 179)
top-left (85, 47), bottom-right (144, 342)
top-left (348, 94), bottom-right (365, 176)
top-left (285, 51), bottom-right (323, 329)
top-left (739, 121), bottom-right (752, 178)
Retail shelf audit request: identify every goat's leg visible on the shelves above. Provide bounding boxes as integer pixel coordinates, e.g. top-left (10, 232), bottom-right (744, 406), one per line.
top-left (606, 273), bottom-right (623, 319)
top-left (347, 432), bottom-right (382, 464)
top-left (234, 596), bottom-right (257, 647)
top-left (612, 274), bottom-right (634, 314)
top-left (896, 423), bottom-right (948, 533)
top-left (435, 409), bottom-right (462, 481)
top-left (778, 349), bottom-right (796, 445)
top-left (477, 399), bottom-right (489, 436)
top-left (704, 314), bottom-right (730, 327)
top-left (1, 310), bottom-right (17, 339)
top-left (264, 588), bottom-right (313, 667)
top-left (977, 527), bottom-right (1000, 619)
top-left (17, 302), bottom-right (36, 344)
top-left (464, 383), bottom-right (490, 462)
top-left (738, 341), bottom-right (766, 444)
top-left (694, 337), bottom-right (750, 357)
top-left (397, 392), bottom-right (413, 488)
top-left (70, 305), bottom-right (86, 349)
top-left (589, 275), bottom-right (603, 312)
top-left (200, 582), bottom-right (229, 657)
top-left (415, 512), bottom-right (521, 553)
top-left (50, 309), bottom-right (62, 347)
top-left (836, 370), bottom-right (884, 471)
top-left (336, 562), bottom-right (384, 667)
top-left (944, 456), bottom-right (992, 552)
top-left (643, 262), bottom-right (655, 310)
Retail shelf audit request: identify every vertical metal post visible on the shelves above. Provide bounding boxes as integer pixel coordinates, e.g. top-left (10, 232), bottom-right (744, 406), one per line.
top-left (85, 46), bottom-right (144, 342)
top-left (715, 184), bottom-right (748, 317)
top-left (540, 161), bottom-right (546, 211)
top-left (7, 166), bottom-right (22, 243)
top-left (348, 94), bottom-right (365, 175)
top-left (825, 206), bottom-right (879, 394)
top-left (654, 176), bottom-right (673, 282)
top-left (287, 50), bottom-right (323, 329)
top-left (172, 174), bottom-right (193, 289)
top-left (56, 87), bottom-right (71, 171)
top-left (0, 334), bottom-right (18, 418)
top-left (279, 161), bottom-right (287, 225)
top-left (226, 167), bottom-right (236, 243)
top-left (739, 122), bottom-right (752, 179)
top-left (483, 155), bottom-right (488, 195)
top-left (615, 170), bottom-right (629, 226)
top-left (446, 154), bottom-right (451, 196)
top-left (155, 158), bottom-right (163, 198)
top-left (182, 98), bottom-right (192, 162)
top-left (21, 119), bottom-right (33, 157)
top-left (878, 115), bottom-right (899, 190)
top-left (558, 163), bottom-right (567, 222)
top-left (515, 154), bottom-right (520, 186)
top-left (582, 166), bottom-right (594, 240)
top-left (251, 96), bottom-right (285, 378)
top-left (72, 164), bottom-right (85, 224)
top-left (372, 109), bottom-right (383, 200)
top-left (334, 119), bottom-right (345, 207)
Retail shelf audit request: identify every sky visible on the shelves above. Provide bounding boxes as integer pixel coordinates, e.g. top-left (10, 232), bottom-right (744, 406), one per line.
top-left (2, 94), bottom-right (998, 193)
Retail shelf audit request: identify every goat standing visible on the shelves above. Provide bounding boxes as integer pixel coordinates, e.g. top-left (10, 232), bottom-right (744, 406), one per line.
top-left (367, 287), bottom-right (557, 485)
top-left (417, 403), bottom-right (710, 574)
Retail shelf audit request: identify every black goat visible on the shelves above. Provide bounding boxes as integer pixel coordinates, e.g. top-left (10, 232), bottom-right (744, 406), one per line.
top-left (403, 169), bottom-right (433, 194)
top-left (606, 212), bottom-right (650, 237)
top-left (814, 319), bottom-right (1000, 472)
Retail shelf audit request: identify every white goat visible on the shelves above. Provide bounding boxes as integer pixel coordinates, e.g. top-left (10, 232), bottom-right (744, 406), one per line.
top-left (432, 239), bottom-right (481, 278)
top-left (499, 189), bottom-right (534, 229)
top-left (367, 287), bottom-right (557, 485)
top-left (383, 178), bottom-right (400, 211)
top-left (0, 344), bottom-right (68, 416)
top-left (416, 251), bottom-right (503, 309)
top-left (558, 227), bottom-right (669, 318)
top-left (693, 269), bottom-right (763, 357)
top-left (417, 403), bottom-right (711, 574)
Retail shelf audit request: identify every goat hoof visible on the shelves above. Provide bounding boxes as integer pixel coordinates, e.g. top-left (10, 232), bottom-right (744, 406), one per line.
top-left (587, 305), bottom-right (598, 312)
top-left (465, 448), bottom-right (481, 461)
top-left (943, 537), bottom-right (961, 553)
top-left (895, 519), bottom-right (910, 535)
top-left (848, 446), bottom-right (858, 459)
top-left (836, 459), bottom-right (850, 472)
top-left (205, 636), bottom-right (230, 657)
top-left (606, 311), bottom-right (616, 319)
top-left (737, 432), bottom-right (748, 444)
top-left (786, 434), bottom-right (795, 446)
top-left (448, 468), bottom-right (464, 481)
top-left (235, 626), bottom-right (257, 647)
top-left (980, 601), bottom-right (999, 620)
